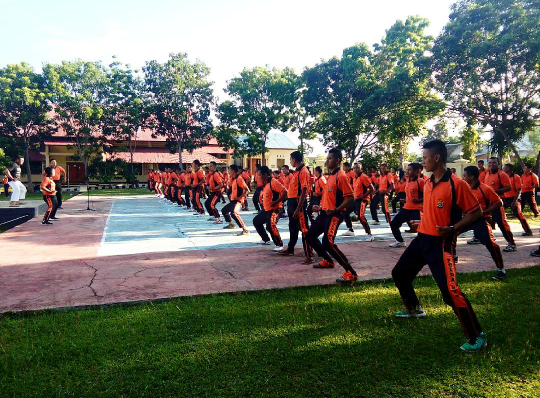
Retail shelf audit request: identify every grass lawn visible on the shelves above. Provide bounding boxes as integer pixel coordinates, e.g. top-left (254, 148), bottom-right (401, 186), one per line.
top-left (506, 207), bottom-right (540, 227)
top-left (89, 187), bottom-right (151, 196)
top-left (1, 267), bottom-right (539, 397)
top-left (0, 191), bottom-right (79, 202)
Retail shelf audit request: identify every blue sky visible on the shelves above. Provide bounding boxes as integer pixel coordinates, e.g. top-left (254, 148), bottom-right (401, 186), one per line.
top-left (2, 0), bottom-right (457, 153)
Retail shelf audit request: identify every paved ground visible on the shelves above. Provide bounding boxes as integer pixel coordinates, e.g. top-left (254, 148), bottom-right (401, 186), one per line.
top-left (0, 194), bottom-right (538, 313)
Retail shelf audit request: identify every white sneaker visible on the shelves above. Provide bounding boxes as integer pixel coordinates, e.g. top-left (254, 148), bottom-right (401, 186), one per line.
top-left (214, 219), bottom-right (223, 224)
top-left (342, 230), bottom-right (355, 237)
top-left (389, 241), bottom-right (406, 248)
top-left (364, 234), bottom-right (374, 242)
top-left (371, 221), bottom-right (380, 225)
top-left (273, 246), bottom-right (284, 252)
top-left (257, 240), bottom-right (271, 245)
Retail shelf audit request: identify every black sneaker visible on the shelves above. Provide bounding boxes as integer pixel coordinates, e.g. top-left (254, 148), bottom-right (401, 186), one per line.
top-left (522, 231), bottom-right (533, 236)
top-left (530, 250), bottom-right (540, 258)
top-left (492, 269), bottom-right (506, 281)
top-left (41, 221), bottom-right (53, 225)
top-left (50, 217), bottom-right (60, 221)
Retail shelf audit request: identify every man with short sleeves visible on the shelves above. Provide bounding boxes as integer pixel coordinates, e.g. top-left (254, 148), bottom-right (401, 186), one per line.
top-left (370, 163), bottom-right (393, 225)
top-left (521, 163), bottom-right (539, 217)
top-left (307, 148), bottom-right (358, 284)
top-left (391, 139), bottom-right (486, 352)
top-left (503, 163), bottom-right (532, 236)
top-left (49, 159), bottom-right (66, 208)
top-left (205, 161), bottom-right (224, 222)
top-left (353, 163), bottom-right (374, 241)
top-left (5, 156), bottom-right (26, 207)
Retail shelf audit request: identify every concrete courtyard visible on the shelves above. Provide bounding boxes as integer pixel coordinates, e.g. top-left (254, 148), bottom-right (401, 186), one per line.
top-left (0, 193), bottom-right (538, 313)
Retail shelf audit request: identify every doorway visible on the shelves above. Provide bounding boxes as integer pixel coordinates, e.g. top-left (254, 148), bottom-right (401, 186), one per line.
top-left (67, 162), bottom-right (86, 184)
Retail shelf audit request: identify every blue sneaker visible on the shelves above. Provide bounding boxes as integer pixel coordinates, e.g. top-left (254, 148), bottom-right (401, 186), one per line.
top-left (460, 332), bottom-right (487, 352)
top-left (394, 306), bottom-right (426, 318)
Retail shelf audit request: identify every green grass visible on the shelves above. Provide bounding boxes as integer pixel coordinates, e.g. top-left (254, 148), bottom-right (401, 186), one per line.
top-left (506, 206), bottom-right (540, 226)
top-left (89, 187), bottom-right (151, 196)
top-left (0, 191), bottom-right (79, 202)
top-left (1, 267), bottom-right (539, 397)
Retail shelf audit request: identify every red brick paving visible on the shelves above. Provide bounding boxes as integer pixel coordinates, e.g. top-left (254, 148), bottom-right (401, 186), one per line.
top-left (0, 194), bottom-right (538, 313)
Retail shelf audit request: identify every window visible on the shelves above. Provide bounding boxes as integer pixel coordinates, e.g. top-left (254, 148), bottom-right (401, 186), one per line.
top-left (21, 161), bottom-right (43, 175)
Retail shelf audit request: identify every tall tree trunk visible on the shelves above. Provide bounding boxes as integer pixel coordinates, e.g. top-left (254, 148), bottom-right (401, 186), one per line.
top-left (535, 149), bottom-right (540, 177)
top-left (300, 136), bottom-right (304, 155)
top-left (178, 138), bottom-right (183, 169)
top-left (23, 140), bottom-right (34, 193)
top-left (261, 143), bottom-right (266, 166)
top-left (496, 126), bottom-right (524, 168)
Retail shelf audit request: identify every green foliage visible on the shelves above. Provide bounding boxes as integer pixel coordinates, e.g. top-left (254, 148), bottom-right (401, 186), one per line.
top-left (432, 0), bottom-right (540, 164)
top-left (460, 120), bottom-right (480, 161)
top-left (143, 53), bottom-right (214, 167)
top-left (0, 148), bottom-right (12, 171)
top-left (425, 120), bottom-right (449, 142)
top-left (217, 66), bottom-right (297, 165)
top-left (511, 155), bottom-right (537, 175)
top-left (87, 157), bottom-right (130, 184)
top-left (528, 127), bottom-right (540, 152)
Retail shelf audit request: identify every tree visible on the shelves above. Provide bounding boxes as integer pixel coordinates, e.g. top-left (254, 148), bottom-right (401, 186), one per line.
top-left (425, 120), bottom-right (450, 142)
top-left (460, 119), bottom-right (480, 161)
top-left (290, 73), bottom-right (316, 156)
top-left (431, 0), bottom-right (540, 167)
top-left (103, 60), bottom-right (149, 175)
top-left (44, 60), bottom-right (110, 180)
top-left (0, 63), bottom-right (54, 191)
top-left (217, 66), bottom-right (297, 166)
top-left (143, 53), bottom-right (214, 167)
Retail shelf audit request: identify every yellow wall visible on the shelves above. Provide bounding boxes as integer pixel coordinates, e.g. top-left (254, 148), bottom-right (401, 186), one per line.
top-left (242, 148), bottom-right (296, 171)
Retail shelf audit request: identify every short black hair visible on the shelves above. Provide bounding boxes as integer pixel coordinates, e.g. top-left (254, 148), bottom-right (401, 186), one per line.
top-left (229, 164), bottom-right (239, 173)
top-left (343, 162), bottom-right (351, 168)
top-left (290, 151), bottom-right (303, 162)
top-left (328, 148), bottom-right (343, 161)
top-left (260, 166), bottom-right (270, 176)
top-left (478, 160), bottom-right (484, 165)
top-left (423, 139), bottom-right (448, 164)
top-left (315, 166), bottom-right (322, 174)
top-left (524, 163), bottom-right (533, 168)
top-left (489, 156), bottom-right (499, 163)
top-left (193, 159), bottom-right (201, 166)
top-left (50, 158), bottom-right (56, 162)
top-left (255, 164), bottom-right (261, 170)
top-left (210, 161), bottom-right (217, 166)
top-left (44, 166), bottom-right (53, 177)
top-left (464, 165), bottom-right (479, 179)
top-left (409, 162), bottom-right (421, 172)
top-left (281, 165), bottom-right (289, 170)
top-left (504, 163), bottom-right (513, 171)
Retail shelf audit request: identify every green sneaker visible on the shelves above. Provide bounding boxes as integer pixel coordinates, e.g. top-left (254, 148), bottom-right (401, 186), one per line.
top-left (460, 332), bottom-right (487, 352)
top-left (237, 230), bottom-right (250, 236)
top-left (223, 224), bottom-right (236, 229)
top-left (394, 306), bottom-right (426, 318)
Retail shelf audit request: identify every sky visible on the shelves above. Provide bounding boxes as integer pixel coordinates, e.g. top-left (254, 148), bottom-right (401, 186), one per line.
top-left (1, 0), bottom-right (458, 155)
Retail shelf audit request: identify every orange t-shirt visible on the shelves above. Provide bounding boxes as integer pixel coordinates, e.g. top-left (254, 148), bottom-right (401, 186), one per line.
top-left (371, 173), bottom-right (379, 187)
top-left (504, 174), bottom-right (521, 199)
top-left (231, 175), bottom-right (248, 201)
top-left (471, 182), bottom-right (501, 218)
top-left (484, 170), bottom-right (511, 198)
top-left (321, 168), bottom-right (353, 211)
top-left (417, 170), bottom-right (479, 236)
top-left (40, 177), bottom-right (56, 196)
top-left (254, 172), bottom-right (263, 188)
top-left (403, 178), bottom-right (424, 211)
top-left (280, 173), bottom-right (292, 190)
top-left (521, 172), bottom-right (539, 193)
top-left (288, 165), bottom-right (311, 199)
top-left (209, 171), bottom-right (224, 191)
top-left (153, 172), bottom-right (161, 182)
top-left (353, 174), bottom-right (371, 198)
top-left (52, 166), bottom-right (65, 181)
top-left (378, 172), bottom-right (394, 192)
top-left (192, 169), bottom-right (205, 186)
top-left (262, 178), bottom-right (286, 211)
top-left (478, 168), bottom-right (487, 182)
top-left (313, 176), bottom-right (326, 198)
top-left (176, 173), bottom-right (185, 187)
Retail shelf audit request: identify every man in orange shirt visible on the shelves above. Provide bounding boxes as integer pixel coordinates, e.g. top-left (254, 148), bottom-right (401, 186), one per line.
top-left (307, 148), bottom-right (358, 284)
top-left (353, 163), bottom-right (374, 241)
top-left (477, 160), bottom-right (487, 182)
top-left (370, 163), bottom-right (393, 225)
top-left (153, 170), bottom-right (163, 197)
top-left (174, 168), bottom-right (186, 207)
top-left (279, 151), bottom-right (313, 263)
top-left (241, 168), bottom-right (252, 211)
top-left (49, 159), bottom-right (66, 209)
top-left (307, 166), bottom-right (326, 222)
top-left (389, 163), bottom-right (424, 248)
top-left (253, 166), bottom-right (287, 250)
top-left (147, 169), bottom-right (154, 192)
top-left (340, 162), bottom-right (356, 237)
top-left (391, 140), bottom-right (486, 352)
top-left (463, 166), bottom-right (506, 281)
top-left (192, 160), bottom-right (206, 216)
top-left (252, 164), bottom-right (263, 213)
top-left (40, 166), bottom-right (58, 225)
top-left (484, 157), bottom-right (516, 251)
top-left (204, 161), bottom-right (224, 222)
top-left (222, 164), bottom-right (249, 235)
top-left (503, 164), bottom-right (532, 236)
top-left (521, 162), bottom-right (539, 217)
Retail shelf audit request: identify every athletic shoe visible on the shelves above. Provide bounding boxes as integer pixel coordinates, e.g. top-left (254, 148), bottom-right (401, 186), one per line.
top-left (467, 238), bottom-right (481, 245)
top-left (460, 332), bottom-right (488, 352)
top-left (404, 229), bottom-right (414, 233)
top-left (503, 244), bottom-right (517, 252)
top-left (364, 235), bottom-right (374, 242)
top-left (395, 306), bottom-right (426, 318)
top-left (313, 259), bottom-right (335, 269)
top-left (207, 217), bottom-right (216, 221)
top-left (257, 240), bottom-right (271, 245)
top-left (342, 230), bottom-right (355, 237)
top-left (277, 249), bottom-right (294, 256)
top-left (522, 231), bottom-right (533, 236)
top-left (336, 270), bottom-right (357, 284)
top-left (273, 246), bottom-right (284, 252)
top-left (237, 230), bottom-right (250, 236)
top-left (371, 221), bottom-right (380, 225)
top-left (41, 221), bottom-right (53, 225)
top-left (49, 217), bottom-right (60, 221)
top-left (57, 206), bottom-right (63, 209)
top-left (492, 269), bottom-right (506, 281)
top-left (530, 249), bottom-right (540, 257)
top-left (389, 241), bottom-right (406, 248)
top-left (223, 224), bottom-right (236, 229)
top-left (214, 219), bottom-right (223, 224)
